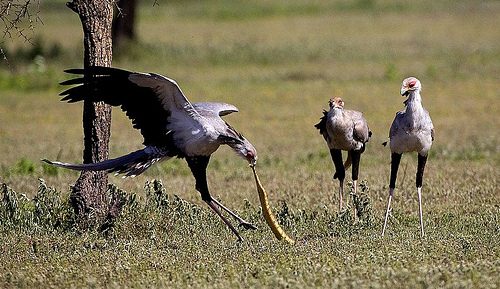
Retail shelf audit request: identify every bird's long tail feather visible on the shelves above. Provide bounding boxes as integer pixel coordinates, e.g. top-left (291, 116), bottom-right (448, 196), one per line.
top-left (42, 147), bottom-right (168, 177)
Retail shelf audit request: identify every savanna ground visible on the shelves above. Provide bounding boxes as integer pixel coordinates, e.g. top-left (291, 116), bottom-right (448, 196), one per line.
top-left (0, 0), bottom-right (499, 288)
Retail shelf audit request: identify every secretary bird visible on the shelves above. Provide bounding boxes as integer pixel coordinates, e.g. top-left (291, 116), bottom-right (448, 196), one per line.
top-left (381, 77), bottom-right (434, 237)
top-left (315, 97), bottom-right (371, 213)
top-left (43, 66), bottom-right (260, 241)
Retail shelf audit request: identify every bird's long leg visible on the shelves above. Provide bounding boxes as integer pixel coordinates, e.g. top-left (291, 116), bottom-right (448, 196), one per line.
top-left (351, 150), bottom-right (362, 219)
top-left (382, 188), bottom-right (393, 237)
top-left (186, 156), bottom-right (245, 241)
top-left (417, 188), bottom-right (424, 237)
top-left (339, 179), bottom-right (344, 212)
top-left (416, 153), bottom-right (428, 237)
top-left (211, 198), bottom-right (257, 230)
top-left (204, 199), bottom-right (243, 242)
top-left (330, 149), bottom-right (345, 211)
top-left (382, 152), bottom-right (402, 236)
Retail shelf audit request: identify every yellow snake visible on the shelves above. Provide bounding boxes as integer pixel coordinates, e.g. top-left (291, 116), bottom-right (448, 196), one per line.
top-left (251, 165), bottom-right (295, 244)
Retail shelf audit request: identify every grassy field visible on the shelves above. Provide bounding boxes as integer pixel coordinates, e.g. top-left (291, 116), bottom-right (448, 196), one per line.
top-left (1, 0), bottom-right (499, 288)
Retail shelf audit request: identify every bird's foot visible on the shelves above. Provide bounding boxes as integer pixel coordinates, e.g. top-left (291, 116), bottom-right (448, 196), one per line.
top-left (238, 221), bottom-right (258, 230)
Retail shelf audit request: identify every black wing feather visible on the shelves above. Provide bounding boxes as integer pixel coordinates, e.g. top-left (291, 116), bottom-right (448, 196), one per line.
top-left (60, 66), bottom-right (173, 147)
top-left (314, 110), bottom-right (329, 137)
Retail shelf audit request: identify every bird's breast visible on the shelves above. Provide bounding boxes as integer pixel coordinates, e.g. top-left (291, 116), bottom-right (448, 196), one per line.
top-left (167, 113), bottom-right (221, 157)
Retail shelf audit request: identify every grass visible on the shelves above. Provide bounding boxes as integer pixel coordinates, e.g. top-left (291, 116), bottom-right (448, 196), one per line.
top-left (0, 0), bottom-right (499, 288)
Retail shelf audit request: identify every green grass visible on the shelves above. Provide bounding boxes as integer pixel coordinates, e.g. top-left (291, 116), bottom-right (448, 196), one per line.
top-left (0, 0), bottom-right (499, 288)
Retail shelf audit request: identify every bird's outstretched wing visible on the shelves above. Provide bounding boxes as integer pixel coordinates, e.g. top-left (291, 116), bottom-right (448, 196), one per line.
top-left (192, 102), bottom-right (239, 118)
top-left (59, 66), bottom-right (198, 147)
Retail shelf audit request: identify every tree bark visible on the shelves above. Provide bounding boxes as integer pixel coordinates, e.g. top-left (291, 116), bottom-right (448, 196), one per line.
top-left (67, 0), bottom-right (113, 226)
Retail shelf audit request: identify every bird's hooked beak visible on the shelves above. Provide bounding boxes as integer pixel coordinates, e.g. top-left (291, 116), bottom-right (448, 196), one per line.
top-left (247, 151), bottom-right (257, 167)
top-left (243, 141), bottom-right (258, 166)
top-left (400, 87), bottom-right (410, 96)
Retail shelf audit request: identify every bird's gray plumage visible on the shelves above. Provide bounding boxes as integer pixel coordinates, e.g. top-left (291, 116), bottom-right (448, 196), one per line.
top-left (315, 97), bottom-right (371, 212)
top-left (51, 66), bottom-right (257, 174)
top-left (192, 102), bottom-right (239, 117)
top-left (326, 108), bottom-right (370, 152)
top-left (43, 146), bottom-right (169, 177)
top-left (382, 77), bottom-right (434, 237)
top-left (45, 66), bottom-right (259, 241)
top-left (387, 78), bottom-right (434, 156)
top-left (316, 97), bottom-right (371, 168)
top-left (317, 98), bottom-right (370, 152)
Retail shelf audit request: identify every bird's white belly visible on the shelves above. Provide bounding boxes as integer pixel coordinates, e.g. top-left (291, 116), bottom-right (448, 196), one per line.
top-left (390, 131), bottom-right (432, 155)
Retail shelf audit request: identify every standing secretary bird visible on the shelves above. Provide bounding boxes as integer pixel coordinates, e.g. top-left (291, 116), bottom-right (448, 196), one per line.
top-left (381, 77), bottom-right (434, 237)
top-left (43, 66), bottom-right (259, 241)
top-left (315, 97), bottom-right (371, 213)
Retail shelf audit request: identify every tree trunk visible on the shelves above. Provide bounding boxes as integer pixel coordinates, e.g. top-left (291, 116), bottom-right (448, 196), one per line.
top-left (67, 0), bottom-right (113, 227)
top-left (112, 0), bottom-right (138, 48)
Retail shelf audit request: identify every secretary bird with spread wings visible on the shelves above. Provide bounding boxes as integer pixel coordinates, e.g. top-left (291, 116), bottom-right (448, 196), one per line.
top-left (43, 66), bottom-right (259, 241)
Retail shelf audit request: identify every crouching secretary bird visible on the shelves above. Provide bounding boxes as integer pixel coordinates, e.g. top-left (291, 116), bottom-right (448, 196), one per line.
top-left (43, 66), bottom-right (261, 241)
top-left (381, 77), bottom-right (434, 237)
top-left (315, 97), bottom-right (371, 213)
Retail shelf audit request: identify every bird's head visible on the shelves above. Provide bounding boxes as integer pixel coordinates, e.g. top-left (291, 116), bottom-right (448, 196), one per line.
top-left (400, 77), bottom-right (421, 96)
top-left (226, 136), bottom-right (258, 166)
top-left (328, 97), bottom-right (344, 109)
top-left (239, 139), bottom-right (258, 166)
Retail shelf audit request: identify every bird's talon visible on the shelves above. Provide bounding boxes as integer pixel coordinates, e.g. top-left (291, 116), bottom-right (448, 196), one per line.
top-left (238, 222), bottom-right (258, 230)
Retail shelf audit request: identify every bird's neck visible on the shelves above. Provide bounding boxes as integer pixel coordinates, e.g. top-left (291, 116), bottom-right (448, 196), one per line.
top-left (329, 107), bottom-right (343, 117)
top-left (404, 90), bottom-right (424, 114)
top-left (404, 90), bottom-right (426, 128)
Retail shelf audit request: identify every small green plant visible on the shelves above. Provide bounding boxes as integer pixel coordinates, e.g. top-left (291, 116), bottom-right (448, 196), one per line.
top-left (384, 63), bottom-right (398, 81)
top-left (326, 180), bottom-right (374, 236)
top-left (12, 158), bottom-right (35, 175)
top-left (32, 179), bottom-right (74, 230)
top-left (144, 179), bottom-right (169, 210)
top-left (352, 180), bottom-right (374, 227)
top-left (42, 162), bottom-right (59, 176)
top-left (0, 183), bottom-right (33, 228)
